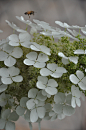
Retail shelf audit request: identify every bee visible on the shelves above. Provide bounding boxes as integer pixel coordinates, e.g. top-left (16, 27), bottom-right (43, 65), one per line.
top-left (24, 11), bottom-right (36, 18)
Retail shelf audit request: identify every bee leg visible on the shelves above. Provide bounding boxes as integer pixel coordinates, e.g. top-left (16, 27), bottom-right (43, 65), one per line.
top-left (28, 14), bottom-right (30, 18)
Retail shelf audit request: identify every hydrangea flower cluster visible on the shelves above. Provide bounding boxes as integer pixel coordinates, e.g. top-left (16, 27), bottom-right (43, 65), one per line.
top-left (0, 16), bottom-right (86, 130)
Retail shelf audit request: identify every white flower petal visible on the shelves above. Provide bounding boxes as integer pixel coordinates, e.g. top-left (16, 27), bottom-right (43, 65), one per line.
top-left (6, 20), bottom-right (20, 30)
top-left (26, 99), bottom-right (35, 109)
top-left (69, 56), bottom-right (78, 64)
top-left (0, 38), bottom-right (7, 45)
top-left (12, 75), bottom-right (23, 82)
top-left (54, 93), bottom-right (65, 103)
top-left (45, 87), bottom-right (57, 95)
top-left (4, 56), bottom-right (16, 67)
top-left (58, 113), bottom-right (65, 120)
top-left (76, 70), bottom-right (84, 80)
top-left (49, 111), bottom-right (55, 116)
top-left (8, 66), bottom-right (20, 76)
top-left (81, 77), bottom-right (86, 85)
top-left (16, 106), bottom-right (25, 116)
top-left (11, 47), bottom-right (23, 58)
top-left (53, 104), bottom-right (63, 114)
top-left (38, 76), bottom-right (48, 84)
top-left (66, 94), bottom-right (72, 105)
top-left (58, 52), bottom-right (68, 59)
top-left (71, 97), bottom-right (76, 108)
top-left (0, 68), bottom-right (9, 77)
top-left (76, 98), bottom-right (81, 107)
top-left (28, 88), bottom-right (38, 98)
top-left (62, 57), bottom-right (69, 65)
top-left (45, 103), bottom-right (52, 112)
top-left (72, 86), bottom-right (81, 98)
top-left (30, 27), bottom-right (37, 34)
top-left (0, 119), bottom-right (5, 129)
top-left (69, 74), bottom-right (79, 84)
top-left (37, 53), bottom-right (49, 62)
top-left (16, 16), bottom-right (32, 25)
top-left (36, 101), bottom-right (45, 107)
top-left (40, 68), bottom-right (52, 76)
top-left (1, 77), bottom-right (13, 84)
top-left (75, 88), bottom-right (81, 98)
top-left (78, 82), bottom-right (86, 90)
top-left (26, 52), bottom-right (37, 60)
top-left (2, 109), bottom-right (11, 119)
top-left (21, 41), bottom-right (32, 48)
top-left (8, 111), bottom-right (19, 121)
top-left (5, 121), bottom-right (15, 130)
top-left (43, 113), bottom-right (51, 120)
top-left (36, 81), bottom-right (46, 89)
top-left (0, 84), bottom-right (7, 92)
top-left (63, 105), bottom-right (75, 116)
top-left (0, 51), bottom-right (8, 61)
top-left (30, 109), bottom-right (38, 122)
top-left (24, 110), bottom-right (30, 122)
top-left (3, 44), bottom-right (14, 53)
top-left (72, 25), bottom-right (82, 29)
top-left (9, 34), bottom-right (19, 42)
top-left (50, 72), bottom-right (62, 78)
top-left (47, 63), bottom-right (57, 71)
top-left (0, 93), bottom-right (7, 106)
top-left (20, 97), bottom-right (28, 107)
top-left (30, 45), bottom-right (40, 51)
top-left (37, 107), bottom-right (45, 118)
top-left (56, 67), bottom-right (67, 73)
top-left (51, 114), bottom-right (57, 121)
top-left (55, 21), bottom-right (64, 27)
top-left (80, 92), bottom-right (85, 101)
top-left (81, 27), bottom-right (86, 34)
top-left (37, 91), bottom-right (47, 101)
top-left (24, 59), bottom-right (35, 65)
top-left (9, 41), bottom-right (19, 46)
top-left (19, 32), bottom-right (31, 42)
top-left (40, 45), bottom-right (51, 55)
top-left (34, 62), bottom-right (45, 68)
top-left (42, 90), bottom-right (47, 96)
top-left (67, 29), bottom-right (76, 36)
top-left (74, 49), bottom-right (85, 54)
top-left (47, 79), bottom-right (58, 87)
top-left (17, 29), bottom-right (26, 33)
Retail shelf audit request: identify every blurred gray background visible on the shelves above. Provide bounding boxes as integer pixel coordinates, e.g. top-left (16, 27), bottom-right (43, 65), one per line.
top-left (0, 0), bottom-right (86, 130)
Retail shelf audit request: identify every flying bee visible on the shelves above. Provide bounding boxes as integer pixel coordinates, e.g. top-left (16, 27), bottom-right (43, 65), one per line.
top-left (24, 11), bottom-right (36, 18)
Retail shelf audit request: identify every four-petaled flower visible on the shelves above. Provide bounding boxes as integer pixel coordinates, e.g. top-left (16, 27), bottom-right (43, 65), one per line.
top-left (36, 76), bottom-right (58, 95)
top-left (8, 32), bottom-right (31, 48)
top-left (69, 70), bottom-right (86, 90)
top-left (26, 88), bottom-right (47, 122)
top-left (0, 109), bottom-right (19, 130)
top-left (53, 92), bottom-right (75, 116)
top-left (23, 52), bottom-right (49, 68)
top-left (58, 52), bottom-right (79, 65)
top-left (0, 66), bottom-right (23, 84)
top-left (26, 88), bottom-right (47, 110)
top-left (40, 63), bottom-right (67, 78)
top-left (30, 42), bottom-right (51, 56)
top-left (0, 44), bottom-right (23, 67)
top-left (71, 85), bottom-right (81, 108)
